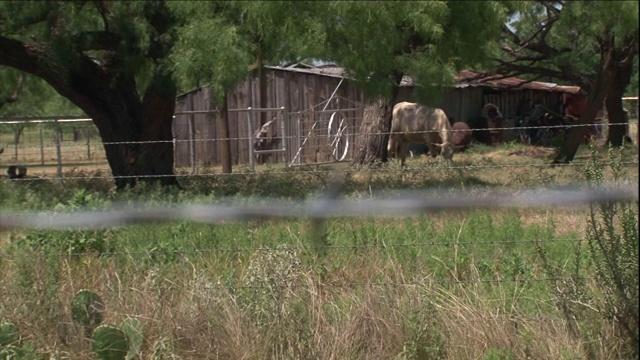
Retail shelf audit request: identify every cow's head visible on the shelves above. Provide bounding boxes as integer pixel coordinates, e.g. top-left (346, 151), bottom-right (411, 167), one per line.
top-left (433, 142), bottom-right (454, 161)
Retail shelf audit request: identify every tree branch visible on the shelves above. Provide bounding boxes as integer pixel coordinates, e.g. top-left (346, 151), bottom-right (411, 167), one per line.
top-left (495, 59), bottom-right (568, 80)
top-left (0, 36), bottom-right (43, 74)
top-left (73, 31), bottom-right (122, 52)
top-left (93, 0), bottom-right (111, 32)
top-left (0, 75), bottom-right (24, 110)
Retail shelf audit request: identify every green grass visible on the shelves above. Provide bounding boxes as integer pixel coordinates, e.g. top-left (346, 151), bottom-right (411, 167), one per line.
top-left (0, 143), bottom-right (638, 359)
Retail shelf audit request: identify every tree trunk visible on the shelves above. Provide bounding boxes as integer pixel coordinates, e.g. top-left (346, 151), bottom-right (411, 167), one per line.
top-left (606, 40), bottom-right (635, 147)
top-left (554, 34), bottom-right (615, 163)
top-left (351, 97), bottom-right (396, 165)
top-left (554, 92), bottom-right (606, 163)
top-left (218, 93), bottom-right (232, 174)
top-left (351, 75), bottom-right (402, 166)
top-left (0, 37), bottom-right (180, 189)
top-left (89, 73), bottom-right (180, 189)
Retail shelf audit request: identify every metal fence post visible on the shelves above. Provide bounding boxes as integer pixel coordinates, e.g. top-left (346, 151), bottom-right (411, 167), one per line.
top-left (39, 122), bottom-right (45, 165)
top-left (86, 126), bottom-right (91, 160)
top-left (296, 112), bottom-right (301, 165)
top-left (247, 107), bottom-right (255, 172)
top-left (188, 114), bottom-right (196, 174)
top-left (280, 107), bottom-right (288, 167)
top-left (54, 119), bottom-right (63, 178)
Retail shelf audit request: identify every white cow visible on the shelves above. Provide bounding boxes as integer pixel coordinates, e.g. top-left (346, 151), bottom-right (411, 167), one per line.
top-left (387, 102), bottom-right (454, 165)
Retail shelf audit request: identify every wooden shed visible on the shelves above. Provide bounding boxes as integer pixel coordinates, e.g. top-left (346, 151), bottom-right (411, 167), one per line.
top-left (173, 66), bottom-right (581, 168)
top-left (173, 63), bottom-right (364, 168)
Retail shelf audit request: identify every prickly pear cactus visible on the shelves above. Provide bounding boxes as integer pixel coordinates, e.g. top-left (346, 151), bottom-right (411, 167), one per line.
top-left (70, 289), bottom-right (104, 337)
top-left (91, 325), bottom-right (128, 360)
top-left (120, 318), bottom-right (143, 360)
top-left (0, 322), bottom-right (19, 347)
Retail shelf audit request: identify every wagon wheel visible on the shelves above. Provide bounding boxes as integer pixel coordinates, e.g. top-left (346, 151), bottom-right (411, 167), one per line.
top-left (327, 111), bottom-right (349, 161)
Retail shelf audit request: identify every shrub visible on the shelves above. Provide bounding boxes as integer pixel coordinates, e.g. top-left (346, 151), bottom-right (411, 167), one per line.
top-left (537, 143), bottom-right (639, 357)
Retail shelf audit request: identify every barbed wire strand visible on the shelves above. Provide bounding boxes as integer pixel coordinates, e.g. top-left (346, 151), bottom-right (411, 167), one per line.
top-left (2, 121), bottom-right (632, 147)
top-left (1, 183), bottom-right (637, 231)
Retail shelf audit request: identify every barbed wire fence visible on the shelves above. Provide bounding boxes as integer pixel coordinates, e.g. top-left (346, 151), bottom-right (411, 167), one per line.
top-left (0, 112), bottom-right (637, 177)
top-left (1, 114), bottom-right (638, 291)
top-left (1, 182), bottom-right (637, 293)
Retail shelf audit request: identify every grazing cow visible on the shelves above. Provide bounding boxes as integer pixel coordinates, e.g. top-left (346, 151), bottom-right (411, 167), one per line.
top-left (387, 102), bottom-right (454, 165)
top-left (451, 121), bottom-right (472, 151)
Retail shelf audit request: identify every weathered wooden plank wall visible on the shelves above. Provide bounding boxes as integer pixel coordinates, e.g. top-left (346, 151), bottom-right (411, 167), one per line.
top-left (174, 67), bottom-right (364, 168)
top-left (174, 67), bottom-right (568, 168)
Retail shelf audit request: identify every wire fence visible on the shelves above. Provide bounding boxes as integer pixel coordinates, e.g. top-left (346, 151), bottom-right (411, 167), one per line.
top-left (1, 113), bottom-right (637, 177)
top-left (2, 183), bottom-right (637, 231)
top-left (1, 108), bottom-right (638, 356)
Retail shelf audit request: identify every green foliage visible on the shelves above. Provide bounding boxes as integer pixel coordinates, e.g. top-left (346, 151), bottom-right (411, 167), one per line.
top-left (536, 142), bottom-right (639, 357)
top-left (0, 323), bottom-right (19, 348)
top-left (0, 323), bottom-right (40, 359)
top-left (170, 2), bottom-right (323, 98)
top-left (321, 1), bottom-right (507, 103)
top-left (400, 306), bottom-right (445, 359)
top-left (70, 289), bottom-right (104, 337)
top-left (91, 325), bottom-right (128, 360)
top-left (0, 70), bottom-right (82, 117)
top-left (0, 345), bottom-right (25, 360)
top-left (480, 347), bottom-right (516, 360)
top-left (502, 1), bottom-right (638, 92)
top-left (10, 229), bottom-right (115, 257)
top-left (584, 143), bottom-right (639, 354)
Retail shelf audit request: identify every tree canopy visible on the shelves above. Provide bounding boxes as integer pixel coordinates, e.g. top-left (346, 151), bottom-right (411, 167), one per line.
top-left (498, 1), bottom-right (638, 159)
top-left (320, 1), bottom-right (508, 105)
top-left (313, 1), bottom-right (508, 164)
top-left (1, 1), bottom-right (635, 181)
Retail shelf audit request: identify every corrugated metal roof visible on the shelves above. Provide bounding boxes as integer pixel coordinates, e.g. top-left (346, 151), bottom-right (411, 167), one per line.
top-left (268, 65), bottom-right (581, 93)
top-left (453, 70), bottom-right (581, 94)
top-left (182, 64), bottom-right (581, 96)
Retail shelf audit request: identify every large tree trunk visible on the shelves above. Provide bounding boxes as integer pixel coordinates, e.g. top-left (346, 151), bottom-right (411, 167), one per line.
top-left (554, 34), bottom-right (615, 163)
top-left (0, 37), bottom-right (180, 190)
top-left (89, 73), bottom-right (180, 189)
top-left (554, 92), bottom-right (606, 163)
top-left (351, 97), bottom-right (396, 165)
top-left (606, 38), bottom-right (636, 147)
top-left (351, 74), bottom-right (403, 166)
top-left (218, 93), bottom-right (232, 174)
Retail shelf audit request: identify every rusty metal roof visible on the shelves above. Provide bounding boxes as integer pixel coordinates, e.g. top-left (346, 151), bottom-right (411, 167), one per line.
top-left (453, 70), bottom-right (581, 94)
top-left (229, 65), bottom-right (582, 95)
top-left (268, 65), bottom-right (581, 94)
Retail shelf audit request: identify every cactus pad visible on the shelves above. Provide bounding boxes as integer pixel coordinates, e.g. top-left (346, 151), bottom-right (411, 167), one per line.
top-left (92, 325), bottom-right (128, 360)
top-left (120, 318), bottom-right (144, 360)
top-left (70, 289), bottom-right (104, 330)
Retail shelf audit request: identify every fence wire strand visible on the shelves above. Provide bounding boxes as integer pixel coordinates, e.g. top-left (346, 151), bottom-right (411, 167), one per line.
top-left (1, 183), bottom-right (637, 231)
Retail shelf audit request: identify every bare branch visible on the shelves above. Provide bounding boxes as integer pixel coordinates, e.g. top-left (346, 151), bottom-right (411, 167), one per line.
top-left (495, 59), bottom-right (568, 81)
top-left (93, 0), bottom-right (111, 32)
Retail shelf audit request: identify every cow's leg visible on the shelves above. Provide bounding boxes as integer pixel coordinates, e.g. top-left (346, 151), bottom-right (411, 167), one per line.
top-left (387, 135), bottom-right (398, 159)
top-left (426, 133), bottom-right (438, 158)
top-left (399, 141), bottom-right (410, 167)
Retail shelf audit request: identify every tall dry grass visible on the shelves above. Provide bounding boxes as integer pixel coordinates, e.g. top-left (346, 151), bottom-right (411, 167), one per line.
top-left (2, 243), bottom-right (628, 359)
